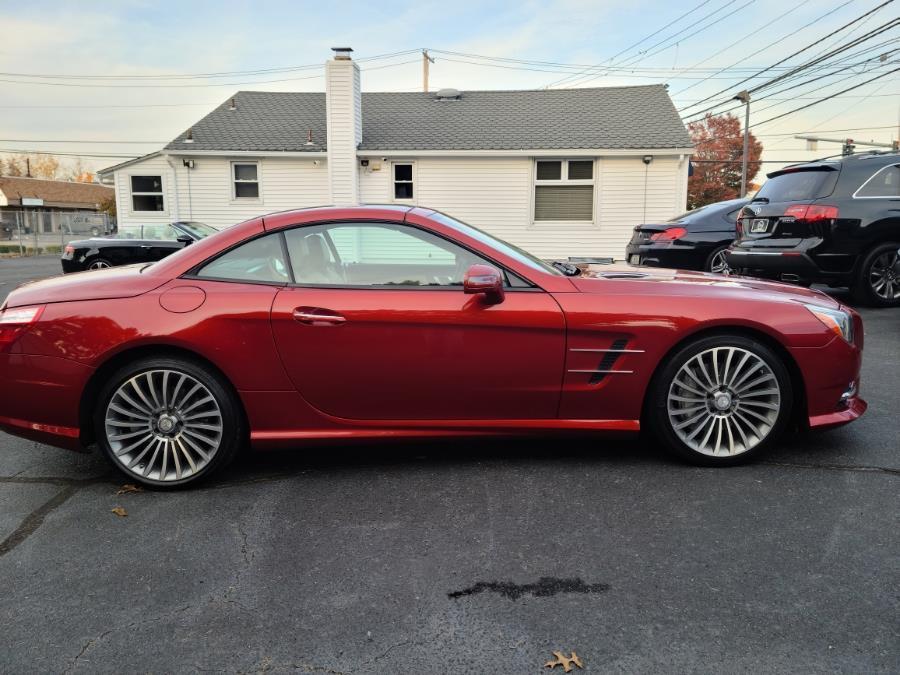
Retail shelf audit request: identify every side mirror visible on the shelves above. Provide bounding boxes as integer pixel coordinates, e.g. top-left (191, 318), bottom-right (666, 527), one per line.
top-left (463, 263), bottom-right (505, 304)
top-left (176, 235), bottom-right (194, 246)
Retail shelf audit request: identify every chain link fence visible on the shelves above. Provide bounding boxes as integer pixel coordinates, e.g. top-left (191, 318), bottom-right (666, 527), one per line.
top-left (0, 210), bottom-right (116, 256)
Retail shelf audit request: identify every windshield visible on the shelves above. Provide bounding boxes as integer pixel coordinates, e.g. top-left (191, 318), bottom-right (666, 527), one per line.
top-left (426, 211), bottom-right (561, 276)
top-left (176, 221), bottom-right (216, 238)
top-left (755, 168), bottom-right (839, 202)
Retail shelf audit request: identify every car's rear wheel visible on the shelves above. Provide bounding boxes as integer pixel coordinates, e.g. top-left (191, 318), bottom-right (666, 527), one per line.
top-left (86, 257), bottom-right (112, 270)
top-left (649, 334), bottom-right (792, 465)
top-left (853, 242), bottom-right (900, 307)
top-left (706, 246), bottom-right (732, 275)
top-left (95, 356), bottom-right (244, 488)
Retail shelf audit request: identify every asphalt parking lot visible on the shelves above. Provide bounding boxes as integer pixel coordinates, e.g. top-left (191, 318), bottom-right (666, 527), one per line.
top-left (1, 256), bottom-right (897, 673)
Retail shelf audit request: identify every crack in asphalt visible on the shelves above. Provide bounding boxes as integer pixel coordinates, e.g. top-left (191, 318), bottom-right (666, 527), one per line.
top-left (760, 460), bottom-right (900, 476)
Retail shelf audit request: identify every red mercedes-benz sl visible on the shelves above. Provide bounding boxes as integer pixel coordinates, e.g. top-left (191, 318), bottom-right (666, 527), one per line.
top-left (0, 206), bottom-right (866, 487)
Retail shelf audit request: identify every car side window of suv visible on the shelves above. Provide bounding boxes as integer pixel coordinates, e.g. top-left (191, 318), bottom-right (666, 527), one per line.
top-left (195, 233), bottom-right (290, 284)
top-left (282, 222), bottom-right (512, 288)
top-left (854, 165), bottom-right (900, 198)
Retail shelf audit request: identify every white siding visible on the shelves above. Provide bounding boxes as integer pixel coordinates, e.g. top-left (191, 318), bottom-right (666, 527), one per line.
top-left (114, 156), bottom-right (328, 230)
top-left (359, 155), bottom-right (687, 260)
top-left (115, 154), bottom-right (176, 226)
top-left (325, 58), bottom-right (361, 206)
top-left (596, 156), bottom-right (685, 259)
top-left (113, 152), bottom-right (688, 259)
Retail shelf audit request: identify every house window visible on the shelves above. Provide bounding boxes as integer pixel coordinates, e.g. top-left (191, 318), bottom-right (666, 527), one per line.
top-left (130, 175), bottom-right (164, 212)
top-left (534, 159), bottom-right (594, 221)
top-left (393, 163), bottom-right (414, 200)
top-left (233, 162), bottom-right (260, 199)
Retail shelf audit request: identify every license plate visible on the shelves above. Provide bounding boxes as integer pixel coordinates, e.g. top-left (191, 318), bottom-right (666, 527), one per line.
top-left (630, 254), bottom-right (641, 265)
top-left (750, 218), bottom-right (769, 233)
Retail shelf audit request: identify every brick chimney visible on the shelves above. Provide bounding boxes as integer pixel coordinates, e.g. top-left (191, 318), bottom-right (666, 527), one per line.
top-left (325, 47), bottom-right (362, 205)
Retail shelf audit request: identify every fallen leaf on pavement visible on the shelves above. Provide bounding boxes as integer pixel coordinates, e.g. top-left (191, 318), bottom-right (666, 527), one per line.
top-left (115, 484), bottom-right (143, 495)
top-left (111, 507), bottom-right (128, 517)
top-left (545, 651), bottom-right (583, 672)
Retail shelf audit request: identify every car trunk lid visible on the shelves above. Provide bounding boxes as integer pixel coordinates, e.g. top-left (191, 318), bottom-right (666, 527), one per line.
top-left (738, 164), bottom-right (841, 243)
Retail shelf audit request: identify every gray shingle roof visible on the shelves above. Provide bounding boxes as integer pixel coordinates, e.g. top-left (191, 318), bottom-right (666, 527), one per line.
top-left (165, 85), bottom-right (692, 153)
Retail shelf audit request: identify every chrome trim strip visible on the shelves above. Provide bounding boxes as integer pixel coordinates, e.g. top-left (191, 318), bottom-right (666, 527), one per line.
top-left (727, 251), bottom-right (788, 256)
top-left (569, 348), bottom-right (645, 353)
top-left (568, 369), bottom-right (634, 374)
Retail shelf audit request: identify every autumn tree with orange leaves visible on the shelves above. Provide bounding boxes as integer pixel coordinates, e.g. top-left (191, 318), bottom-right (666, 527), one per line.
top-left (687, 113), bottom-right (762, 209)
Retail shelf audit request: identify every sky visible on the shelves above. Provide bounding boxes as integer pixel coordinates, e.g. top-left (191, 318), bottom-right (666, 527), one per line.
top-left (0, 0), bottom-right (897, 179)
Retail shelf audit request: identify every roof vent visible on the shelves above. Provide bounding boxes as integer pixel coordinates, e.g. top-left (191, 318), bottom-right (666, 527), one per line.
top-left (434, 88), bottom-right (461, 101)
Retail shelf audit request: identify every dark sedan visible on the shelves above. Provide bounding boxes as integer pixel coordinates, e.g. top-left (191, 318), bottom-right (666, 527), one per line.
top-left (61, 221), bottom-right (216, 273)
top-left (626, 198), bottom-right (747, 273)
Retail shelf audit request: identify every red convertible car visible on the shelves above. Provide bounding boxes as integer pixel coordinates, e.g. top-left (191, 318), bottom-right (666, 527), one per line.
top-left (0, 206), bottom-right (866, 487)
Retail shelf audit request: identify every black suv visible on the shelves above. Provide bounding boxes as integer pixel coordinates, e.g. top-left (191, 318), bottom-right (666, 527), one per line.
top-left (726, 152), bottom-right (900, 306)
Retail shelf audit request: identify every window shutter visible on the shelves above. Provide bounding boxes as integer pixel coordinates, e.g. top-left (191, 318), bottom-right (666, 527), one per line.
top-left (534, 185), bottom-right (593, 221)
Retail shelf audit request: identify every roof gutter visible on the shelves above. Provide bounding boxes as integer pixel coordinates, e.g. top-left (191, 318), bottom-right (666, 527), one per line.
top-left (163, 149), bottom-right (328, 158)
top-left (356, 148), bottom-right (696, 158)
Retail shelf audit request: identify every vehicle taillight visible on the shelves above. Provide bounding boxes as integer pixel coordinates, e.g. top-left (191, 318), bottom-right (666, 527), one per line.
top-left (783, 204), bottom-right (839, 221)
top-left (650, 227), bottom-right (688, 242)
top-left (0, 305), bottom-right (45, 349)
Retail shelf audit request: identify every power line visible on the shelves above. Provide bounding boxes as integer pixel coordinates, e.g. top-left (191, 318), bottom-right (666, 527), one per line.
top-left (750, 65), bottom-right (900, 127)
top-left (543, 0), bottom-right (717, 88)
top-left (0, 57), bottom-right (421, 89)
top-left (0, 149), bottom-right (140, 159)
top-left (0, 50), bottom-right (421, 81)
top-left (671, 0), bottom-right (858, 99)
top-left (563, 0), bottom-right (760, 88)
top-left (678, 0), bottom-right (896, 112)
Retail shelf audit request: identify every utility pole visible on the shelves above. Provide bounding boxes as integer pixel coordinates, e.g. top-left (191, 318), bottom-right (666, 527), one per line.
top-left (733, 90), bottom-right (751, 198)
top-left (422, 49), bottom-right (434, 93)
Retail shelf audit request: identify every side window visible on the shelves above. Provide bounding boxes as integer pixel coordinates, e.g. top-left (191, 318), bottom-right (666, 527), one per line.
top-left (196, 233), bottom-right (289, 283)
top-left (232, 162), bottom-right (260, 199)
top-left (283, 222), bottom-right (492, 287)
top-left (130, 175), bottom-right (164, 212)
top-left (856, 165), bottom-right (900, 198)
top-left (142, 224), bottom-right (178, 241)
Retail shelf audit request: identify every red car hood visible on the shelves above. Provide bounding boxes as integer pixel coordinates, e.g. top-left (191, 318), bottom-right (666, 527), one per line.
top-left (3, 264), bottom-right (168, 309)
top-left (571, 264), bottom-right (841, 308)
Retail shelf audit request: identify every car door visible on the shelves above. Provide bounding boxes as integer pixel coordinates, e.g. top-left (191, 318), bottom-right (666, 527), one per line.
top-left (269, 220), bottom-right (566, 421)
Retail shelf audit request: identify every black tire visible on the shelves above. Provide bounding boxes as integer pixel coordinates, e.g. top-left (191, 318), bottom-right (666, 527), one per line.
top-left (94, 356), bottom-right (244, 488)
top-left (85, 257), bottom-right (113, 271)
top-left (705, 245), bottom-right (731, 274)
top-left (647, 334), bottom-right (793, 466)
top-left (852, 242), bottom-right (900, 308)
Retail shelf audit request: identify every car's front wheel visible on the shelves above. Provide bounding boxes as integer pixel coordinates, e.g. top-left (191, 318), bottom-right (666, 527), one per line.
top-left (649, 334), bottom-right (792, 465)
top-left (95, 356), bottom-right (244, 488)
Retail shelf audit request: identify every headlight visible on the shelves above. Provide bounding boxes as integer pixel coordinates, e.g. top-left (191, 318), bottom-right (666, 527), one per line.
top-left (804, 304), bottom-right (853, 344)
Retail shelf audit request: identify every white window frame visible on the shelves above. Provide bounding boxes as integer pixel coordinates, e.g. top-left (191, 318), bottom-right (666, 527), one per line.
top-left (128, 174), bottom-right (166, 215)
top-left (532, 159), bottom-right (595, 224)
top-left (231, 161), bottom-right (262, 202)
top-left (391, 161), bottom-right (416, 204)
top-left (852, 163), bottom-right (900, 199)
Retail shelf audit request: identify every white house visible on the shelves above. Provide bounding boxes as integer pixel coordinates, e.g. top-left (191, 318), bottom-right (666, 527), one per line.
top-left (100, 48), bottom-right (693, 260)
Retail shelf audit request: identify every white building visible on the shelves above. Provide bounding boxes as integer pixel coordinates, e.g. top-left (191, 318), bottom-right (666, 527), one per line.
top-left (100, 48), bottom-right (693, 260)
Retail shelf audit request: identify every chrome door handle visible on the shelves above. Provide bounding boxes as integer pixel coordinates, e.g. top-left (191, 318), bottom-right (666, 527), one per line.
top-left (292, 307), bottom-right (347, 325)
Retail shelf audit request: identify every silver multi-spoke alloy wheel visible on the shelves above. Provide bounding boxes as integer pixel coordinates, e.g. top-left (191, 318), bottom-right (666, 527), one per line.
top-left (666, 346), bottom-right (781, 457)
top-left (709, 249), bottom-right (731, 275)
top-left (104, 369), bottom-right (224, 482)
top-left (868, 249), bottom-right (900, 301)
top-left (88, 259), bottom-right (111, 270)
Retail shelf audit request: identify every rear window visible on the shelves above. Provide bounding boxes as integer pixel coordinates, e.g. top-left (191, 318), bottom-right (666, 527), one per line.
top-left (755, 169), bottom-right (838, 202)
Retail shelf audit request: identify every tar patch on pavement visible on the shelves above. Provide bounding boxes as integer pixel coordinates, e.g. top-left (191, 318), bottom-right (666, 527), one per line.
top-left (448, 576), bottom-right (609, 601)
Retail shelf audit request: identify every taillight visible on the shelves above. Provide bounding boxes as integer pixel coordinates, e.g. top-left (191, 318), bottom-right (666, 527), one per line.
top-left (650, 227), bottom-right (688, 242)
top-left (783, 204), bottom-right (839, 221)
top-left (0, 305), bottom-right (45, 349)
